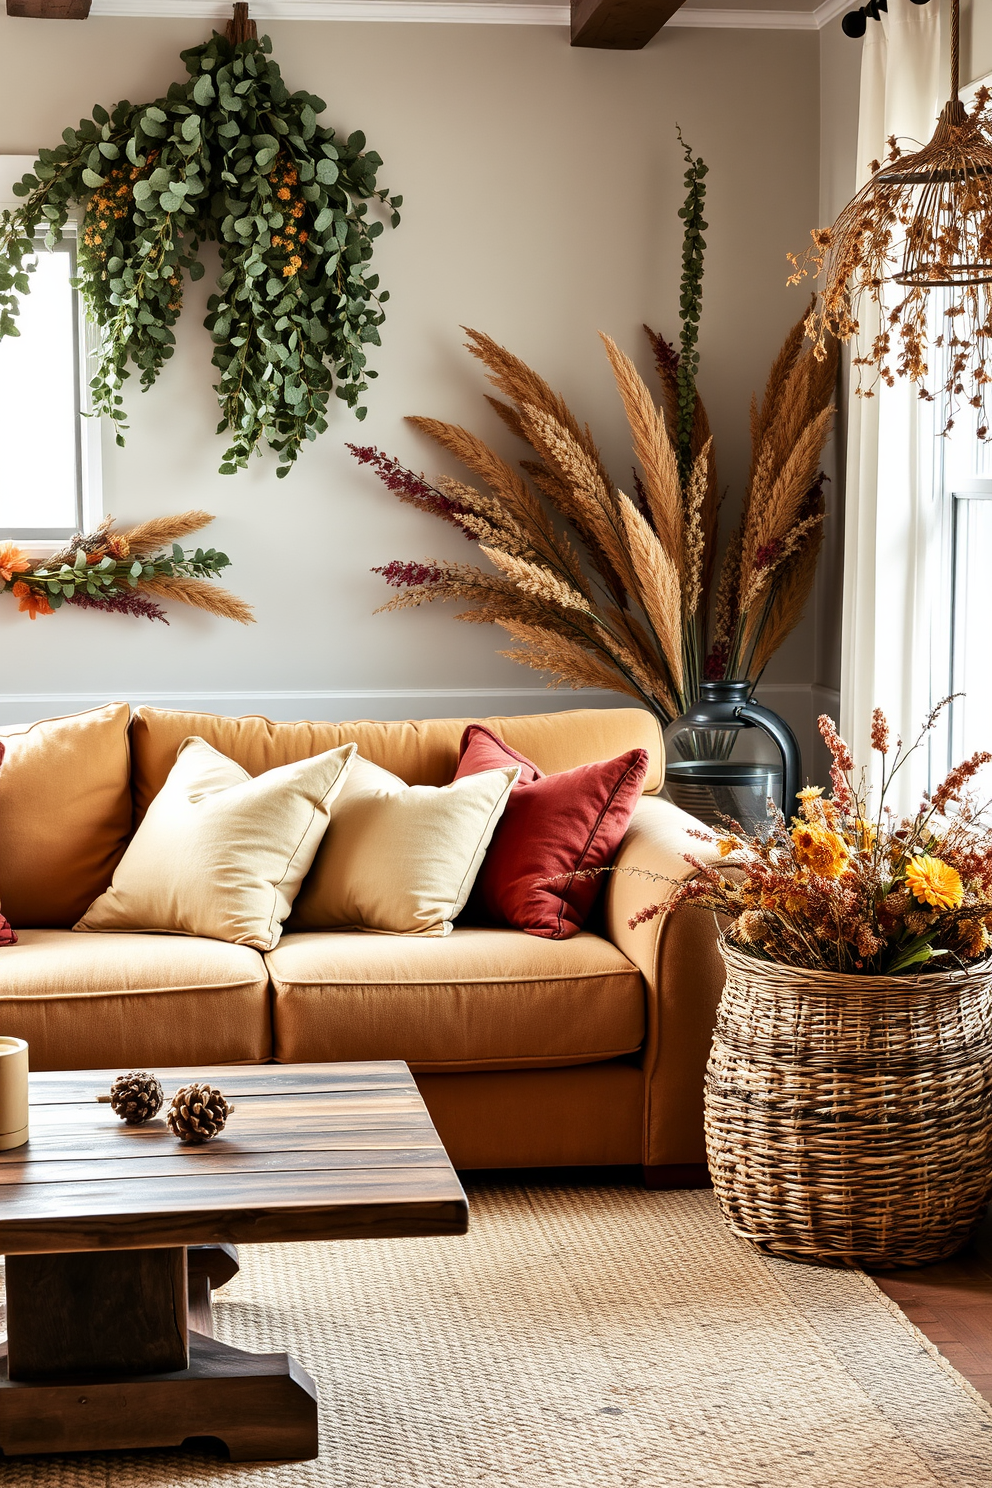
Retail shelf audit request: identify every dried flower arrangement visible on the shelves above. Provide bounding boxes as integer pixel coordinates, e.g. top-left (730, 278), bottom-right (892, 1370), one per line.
top-left (632, 700), bottom-right (992, 976)
top-left (0, 511), bottom-right (253, 624)
top-left (351, 313), bottom-right (836, 726)
top-left (0, 26), bottom-right (400, 476)
top-left (788, 0), bottom-right (992, 441)
top-left (351, 134), bottom-right (836, 725)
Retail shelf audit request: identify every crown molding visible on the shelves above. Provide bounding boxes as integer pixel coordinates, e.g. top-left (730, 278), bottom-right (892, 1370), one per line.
top-left (87, 0), bottom-right (852, 29)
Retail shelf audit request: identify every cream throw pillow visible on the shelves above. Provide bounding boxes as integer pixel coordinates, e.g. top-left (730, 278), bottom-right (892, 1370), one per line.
top-left (291, 755), bottom-right (519, 936)
top-left (75, 737), bottom-right (356, 951)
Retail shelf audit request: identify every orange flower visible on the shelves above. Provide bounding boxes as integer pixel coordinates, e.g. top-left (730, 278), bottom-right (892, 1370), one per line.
top-left (790, 822), bottom-right (850, 879)
top-left (11, 581), bottom-right (53, 619)
top-left (0, 542), bottom-right (29, 583)
top-left (277, 186), bottom-right (291, 200)
top-left (905, 855), bottom-right (963, 910)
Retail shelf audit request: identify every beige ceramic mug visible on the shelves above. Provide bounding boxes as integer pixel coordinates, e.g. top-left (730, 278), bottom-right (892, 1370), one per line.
top-left (0, 1037), bottom-right (28, 1150)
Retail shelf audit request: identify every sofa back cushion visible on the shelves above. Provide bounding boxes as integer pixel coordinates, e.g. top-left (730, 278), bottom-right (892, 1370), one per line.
top-left (0, 703), bottom-right (132, 927)
top-left (129, 707), bottom-right (664, 824)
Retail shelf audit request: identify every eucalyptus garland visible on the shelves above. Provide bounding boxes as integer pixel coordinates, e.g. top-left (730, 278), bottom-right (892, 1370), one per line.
top-left (0, 30), bottom-right (400, 476)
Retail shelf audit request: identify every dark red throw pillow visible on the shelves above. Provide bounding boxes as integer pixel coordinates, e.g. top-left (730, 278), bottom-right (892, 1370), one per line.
top-left (454, 724), bottom-right (648, 939)
top-left (0, 743), bottom-right (13, 945)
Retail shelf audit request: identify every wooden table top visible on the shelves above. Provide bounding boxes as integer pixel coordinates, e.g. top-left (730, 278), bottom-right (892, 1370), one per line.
top-left (0, 1062), bottom-right (468, 1256)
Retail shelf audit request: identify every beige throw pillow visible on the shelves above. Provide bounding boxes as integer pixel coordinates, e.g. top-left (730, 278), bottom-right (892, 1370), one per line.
top-left (75, 737), bottom-right (356, 951)
top-left (291, 755), bottom-right (519, 936)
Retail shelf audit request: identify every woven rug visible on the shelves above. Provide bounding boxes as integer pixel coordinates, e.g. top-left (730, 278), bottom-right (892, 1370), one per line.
top-left (3, 1182), bottom-right (992, 1487)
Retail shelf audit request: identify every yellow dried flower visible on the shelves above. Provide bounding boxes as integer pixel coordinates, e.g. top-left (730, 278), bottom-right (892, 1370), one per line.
top-left (718, 837), bottom-right (740, 858)
top-left (790, 822), bottom-right (850, 879)
top-left (905, 855), bottom-right (964, 910)
top-left (797, 785), bottom-right (824, 823)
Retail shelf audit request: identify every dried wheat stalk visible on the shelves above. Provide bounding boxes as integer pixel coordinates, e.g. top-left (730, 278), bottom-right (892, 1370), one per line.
top-left (601, 335), bottom-right (683, 575)
top-left (141, 575), bottom-right (254, 624)
top-left (117, 510), bottom-right (215, 554)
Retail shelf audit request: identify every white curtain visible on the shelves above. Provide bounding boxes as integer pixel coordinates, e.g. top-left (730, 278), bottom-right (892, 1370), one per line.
top-left (839, 0), bottom-right (942, 814)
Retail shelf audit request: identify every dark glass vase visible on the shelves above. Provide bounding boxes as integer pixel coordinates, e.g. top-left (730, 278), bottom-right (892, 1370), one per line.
top-left (662, 681), bottom-right (802, 831)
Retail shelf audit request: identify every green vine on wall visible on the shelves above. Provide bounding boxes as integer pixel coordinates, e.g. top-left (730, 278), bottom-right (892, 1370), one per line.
top-left (674, 127), bottom-right (707, 492)
top-left (0, 30), bottom-right (401, 476)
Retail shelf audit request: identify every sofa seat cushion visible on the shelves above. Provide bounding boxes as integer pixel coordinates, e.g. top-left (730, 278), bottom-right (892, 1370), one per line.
top-left (0, 931), bottom-right (271, 1071)
top-left (266, 927), bottom-right (645, 1072)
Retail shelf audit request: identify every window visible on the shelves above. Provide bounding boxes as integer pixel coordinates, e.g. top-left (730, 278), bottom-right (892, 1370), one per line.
top-left (930, 412), bottom-right (992, 774)
top-left (0, 156), bottom-right (101, 545)
top-left (923, 74), bottom-right (992, 784)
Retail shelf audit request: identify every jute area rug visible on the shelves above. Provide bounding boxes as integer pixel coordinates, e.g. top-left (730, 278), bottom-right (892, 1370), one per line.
top-left (3, 1182), bottom-right (992, 1488)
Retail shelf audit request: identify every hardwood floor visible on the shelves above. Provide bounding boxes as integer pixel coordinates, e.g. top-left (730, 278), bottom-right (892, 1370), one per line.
top-left (869, 1205), bottom-right (992, 1402)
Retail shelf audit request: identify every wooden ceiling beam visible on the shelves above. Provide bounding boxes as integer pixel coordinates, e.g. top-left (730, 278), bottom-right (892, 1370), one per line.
top-left (570, 0), bottom-right (686, 48)
top-left (6, 1), bottom-right (92, 15)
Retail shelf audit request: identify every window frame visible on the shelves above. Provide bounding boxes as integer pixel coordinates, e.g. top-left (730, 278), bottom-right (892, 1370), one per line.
top-left (0, 155), bottom-right (103, 552)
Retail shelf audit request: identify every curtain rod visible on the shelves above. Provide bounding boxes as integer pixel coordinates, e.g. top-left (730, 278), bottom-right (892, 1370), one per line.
top-left (842, 0), bottom-right (929, 40)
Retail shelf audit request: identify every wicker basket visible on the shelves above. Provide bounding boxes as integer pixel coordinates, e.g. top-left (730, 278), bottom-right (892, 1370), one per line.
top-left (704, 941), bottom-right (992, 1268)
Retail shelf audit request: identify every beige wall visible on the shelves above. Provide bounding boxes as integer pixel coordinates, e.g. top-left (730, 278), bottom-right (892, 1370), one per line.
top-left (964, 0), bottom-right (992, 86)
top-left (0, 15), bottom-right (820, 746)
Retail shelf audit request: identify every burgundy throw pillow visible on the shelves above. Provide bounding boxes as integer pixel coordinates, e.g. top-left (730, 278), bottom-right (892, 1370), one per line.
top-left (0, 743), bottom-right (14, 945)
top-left (454, 724), bottom-right (648, 939)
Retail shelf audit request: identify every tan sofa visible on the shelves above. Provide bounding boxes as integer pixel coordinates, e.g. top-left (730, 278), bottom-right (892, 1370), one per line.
top-left (0, 702), bottom-right (725, 1182)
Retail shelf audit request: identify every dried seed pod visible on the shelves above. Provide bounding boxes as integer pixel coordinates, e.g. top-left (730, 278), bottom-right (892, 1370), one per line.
top-left (166, 1083), bottom-right (233, 1145)
top-left (109, 1070), bottom-right (164, 1126)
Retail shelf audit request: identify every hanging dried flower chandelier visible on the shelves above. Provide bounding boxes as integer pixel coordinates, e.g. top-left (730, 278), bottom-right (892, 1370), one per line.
top-left (789, 0), bottom-right (992, 437)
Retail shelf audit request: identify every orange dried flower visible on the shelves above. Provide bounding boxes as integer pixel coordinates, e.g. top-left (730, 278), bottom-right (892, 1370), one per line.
top-left (790, 822), bottom-right (850, 879)
top-left (12, 582), bottom-right (53, 619)
top-left (0, 542), bottom-right (30, 583)
top-left (905, 855), bottom-right (963, 910)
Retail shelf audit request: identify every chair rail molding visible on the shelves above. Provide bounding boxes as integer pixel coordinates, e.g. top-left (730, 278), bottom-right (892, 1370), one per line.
top-left (0, 686), bottom-right (629, 727)
top-left (0, 682), bottom-right (835, 761)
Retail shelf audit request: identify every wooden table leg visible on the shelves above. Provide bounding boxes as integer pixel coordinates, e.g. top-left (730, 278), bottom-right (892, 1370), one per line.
top-left (0, 1247), bottom-right (318, 1461)
top-left (187, 1243), bottom-right (240, 1338)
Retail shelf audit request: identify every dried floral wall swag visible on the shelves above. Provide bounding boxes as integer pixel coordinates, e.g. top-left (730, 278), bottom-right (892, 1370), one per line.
top-left (0, 511), bottom-right (254, 623)
top-left (0, 27), bottom-right (401, 476)
top-left (789, 0), bottom-right (992, 438)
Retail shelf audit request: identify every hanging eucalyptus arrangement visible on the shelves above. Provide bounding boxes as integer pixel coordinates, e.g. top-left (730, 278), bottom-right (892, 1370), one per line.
top-left (0, 24), bottom-right (401, 476)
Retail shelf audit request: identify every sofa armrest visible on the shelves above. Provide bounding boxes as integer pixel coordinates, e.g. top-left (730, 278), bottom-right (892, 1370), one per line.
top-left (603, 795), bottom-right (724, 1169)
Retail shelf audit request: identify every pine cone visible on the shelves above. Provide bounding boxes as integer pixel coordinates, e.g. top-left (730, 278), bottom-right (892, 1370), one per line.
top-left (109, 1070), bottom-right (164, 1126)
top-left (167, 1083), bottom-right (233, 1145)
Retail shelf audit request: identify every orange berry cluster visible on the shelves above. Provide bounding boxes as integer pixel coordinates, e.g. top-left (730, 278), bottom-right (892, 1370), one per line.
top-left (267, 158), bottom-right (309, 279)
top-left (81, 162), bottom-right (140, 256)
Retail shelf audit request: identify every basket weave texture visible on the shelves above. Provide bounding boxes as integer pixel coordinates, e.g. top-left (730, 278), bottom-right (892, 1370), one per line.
top-left (705, 941), bottom-right (992, 1267)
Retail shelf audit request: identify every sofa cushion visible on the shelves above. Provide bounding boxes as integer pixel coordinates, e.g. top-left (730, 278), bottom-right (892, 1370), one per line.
top-left (129, 707), bottom-right (664, 823)
top-left (454, 724), bottom-right (649, 939)
top-left (0, 704), bottom-right (132, 928)
top-left (290, 756), bottom-right (518, 936)
top-left (77, 738), bottom-right (356, 951)
top-left (266, 927), bottom-right (645, 1071)
top-left (0, 930), bottom-right (271, 1071)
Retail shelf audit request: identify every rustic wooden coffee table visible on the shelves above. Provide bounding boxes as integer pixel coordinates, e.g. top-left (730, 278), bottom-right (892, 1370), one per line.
top-left (0, 1060), bottom-right (468, 1461)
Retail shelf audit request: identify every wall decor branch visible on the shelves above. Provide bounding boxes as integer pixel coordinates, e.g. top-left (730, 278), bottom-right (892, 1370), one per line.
top-left (0, 28), bottom-right (401, 476)
top-left (0, 512), bottom-right (254, 623)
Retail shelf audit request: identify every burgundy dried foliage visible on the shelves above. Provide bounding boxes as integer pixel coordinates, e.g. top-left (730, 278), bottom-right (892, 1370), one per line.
top-left (347, 444), bottom-right (478, 539)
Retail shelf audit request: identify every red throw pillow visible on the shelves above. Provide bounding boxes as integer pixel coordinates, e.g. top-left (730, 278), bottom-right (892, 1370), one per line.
top-left (0, 743), bottom-right (14, 945)
top-left (454, 724), bottom-right (648, 939)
